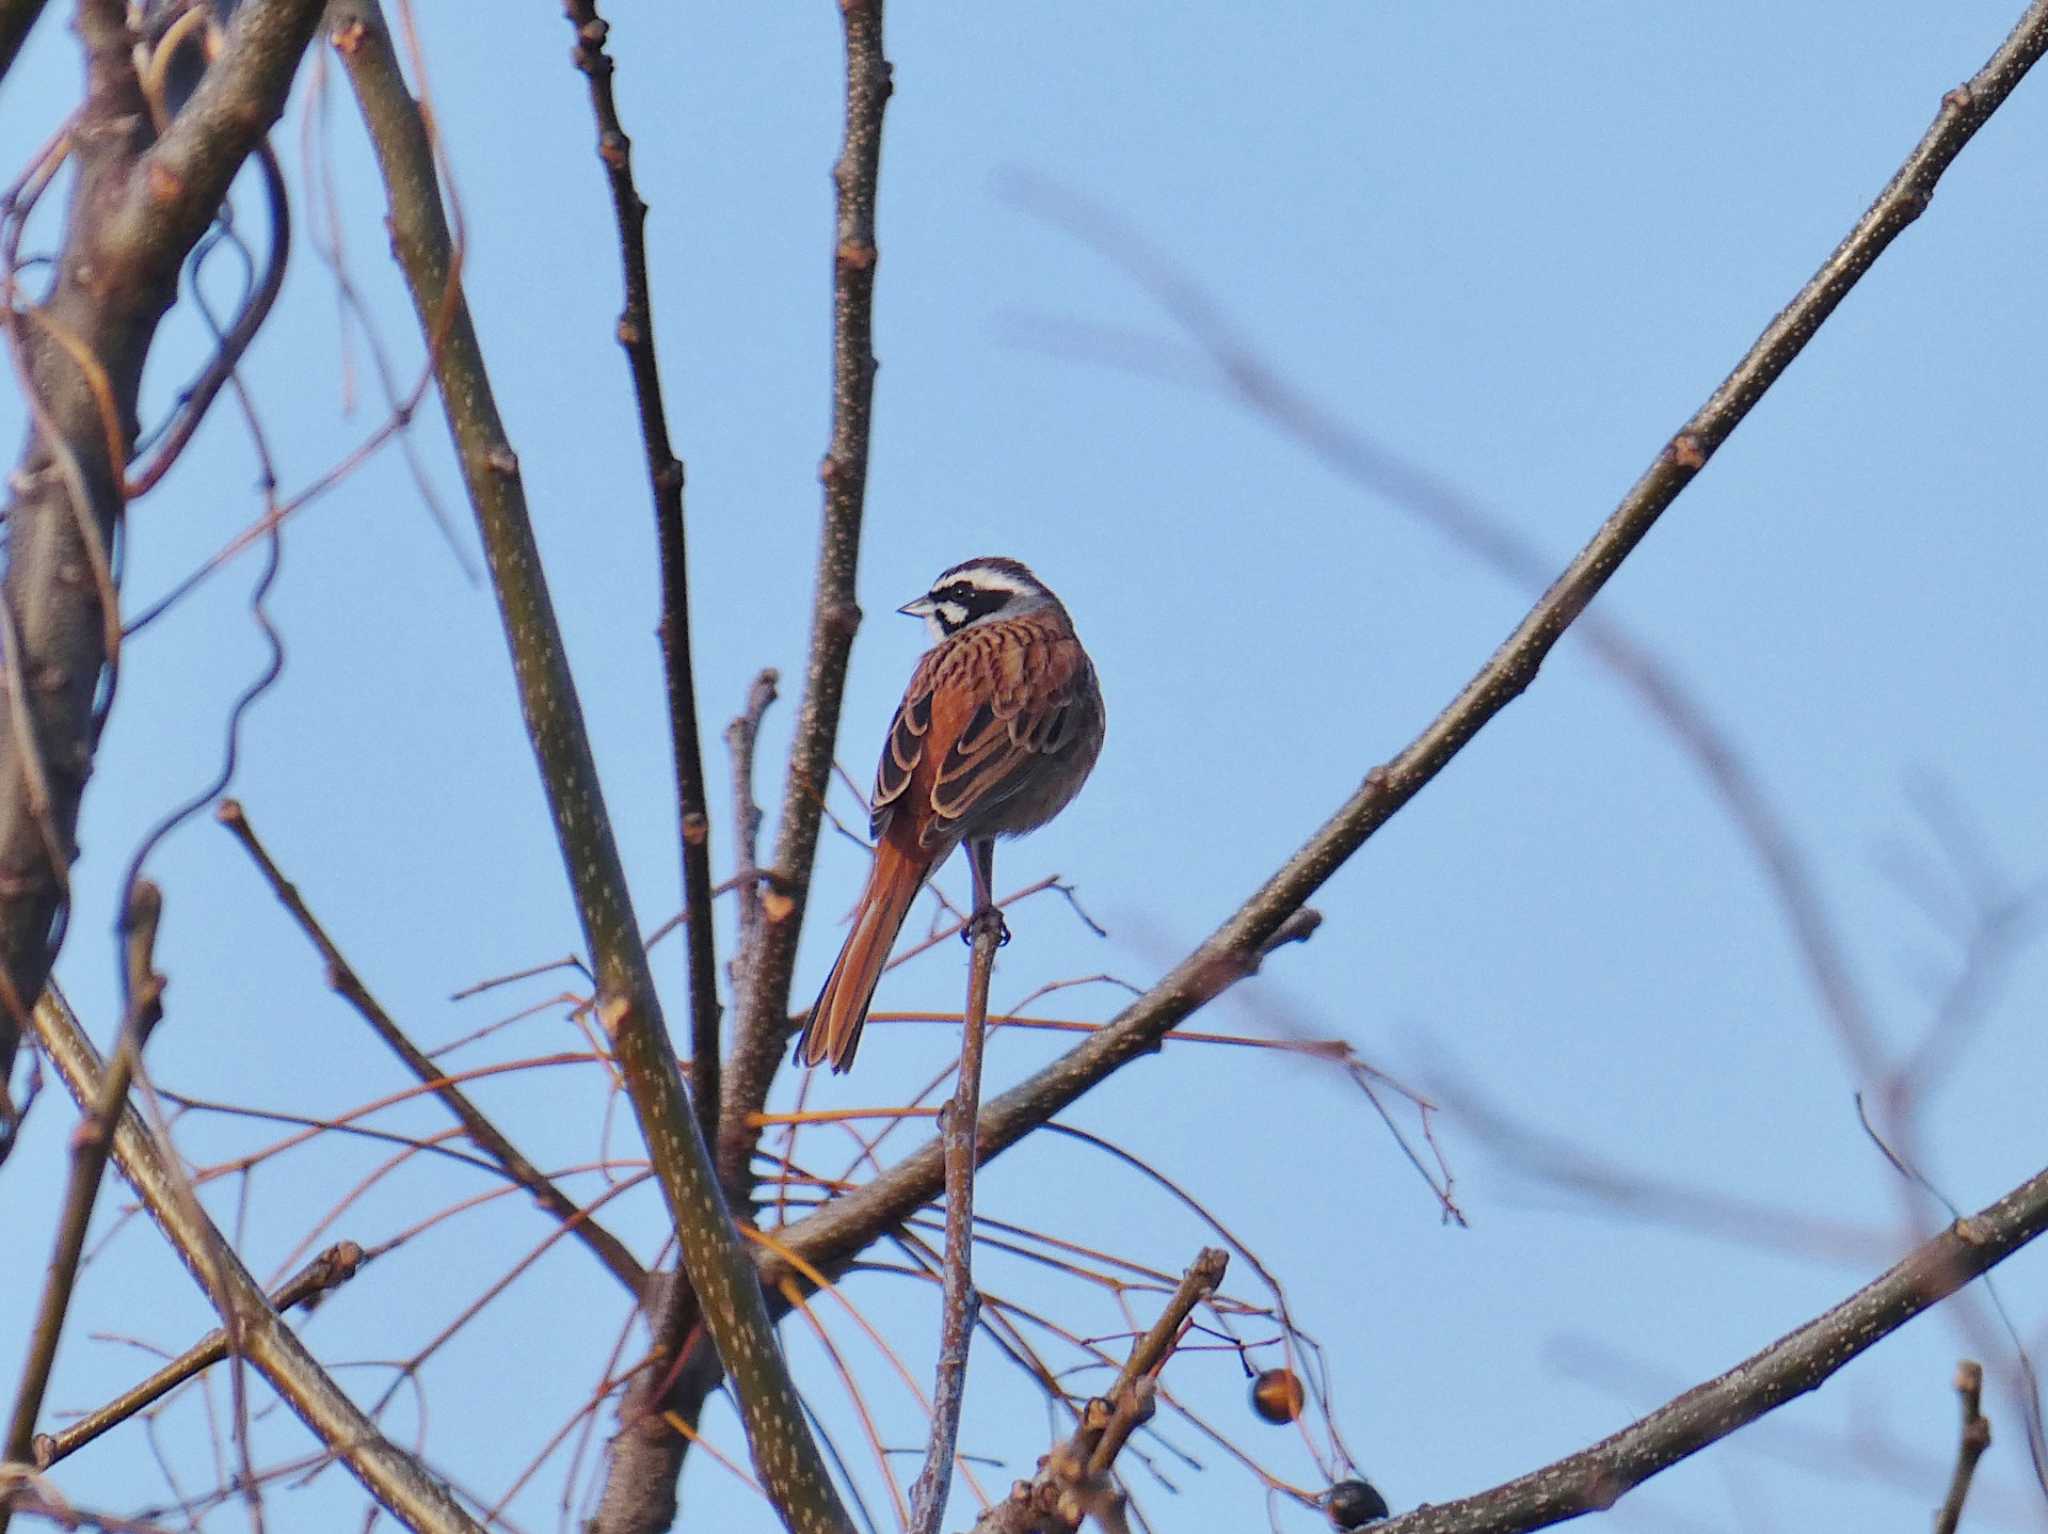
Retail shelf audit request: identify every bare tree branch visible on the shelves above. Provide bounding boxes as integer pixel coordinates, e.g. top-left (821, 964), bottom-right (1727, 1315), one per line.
top-left (967, 1248), bottom-right (1226, 1534)
top-left (2, 882), bottom-right (161, 1496)
top-left (25, 988), bottom-right (480, 1533)
top-left (0, 0), bottom-right (324, 1151)
top-left (718, 0), bottom-right (893, 1200)
top-left (217, 797), bottom-right (647, 1297)
top-left (563, 0), bottom-right (723, 1155)
top-left (1369, 1169), bottom-right (2048, 1534)
top-left (763, 0), bottom-right (2048, 1285)
top-left (907, 911), bottom-right (1000, 1533)
top-left (326, 5), bottom-right (850, 1528)
top-left (32, 1240), bottom-right (366, 1470)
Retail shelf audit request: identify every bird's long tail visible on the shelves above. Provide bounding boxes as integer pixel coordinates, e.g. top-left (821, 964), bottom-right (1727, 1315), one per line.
top-left (796, 841), bottom-right (928, 1073)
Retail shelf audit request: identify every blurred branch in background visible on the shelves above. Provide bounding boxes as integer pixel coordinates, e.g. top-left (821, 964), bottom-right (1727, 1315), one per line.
top-left (1368, 1162), bottom-right (2048, 1534)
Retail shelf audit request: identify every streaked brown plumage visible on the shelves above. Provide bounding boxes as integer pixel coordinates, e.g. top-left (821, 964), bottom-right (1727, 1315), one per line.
top-left (795, 557), bottom-right (1105, 1073)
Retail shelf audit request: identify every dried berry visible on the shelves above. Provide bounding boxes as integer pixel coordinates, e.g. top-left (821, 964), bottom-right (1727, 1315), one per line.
top-left (1249, 1367), bottom-right (1306, 1423)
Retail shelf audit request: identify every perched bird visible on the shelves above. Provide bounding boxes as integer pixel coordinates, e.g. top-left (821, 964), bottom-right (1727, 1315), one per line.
top-left (795, 557), bottom-right (1105, 1073)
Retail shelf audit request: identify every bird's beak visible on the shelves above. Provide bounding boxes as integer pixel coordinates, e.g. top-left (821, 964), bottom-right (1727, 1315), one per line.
top-left (897, 595), bottom-right (937, 619)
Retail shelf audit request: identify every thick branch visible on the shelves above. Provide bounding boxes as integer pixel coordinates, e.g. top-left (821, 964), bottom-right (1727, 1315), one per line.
top-left (1369, 1169), bottom-right (2048, 1534)
top-left (26, 988), bottom-right (479, 1532)
top-left (763, 0), bottom-right (2048, 1281)
top-left (327, 6), bottom-right (849, 1528)
top-left (0, 0), bottom-right (323, 1132)
top-left (563, 0), bottom-right (722, 1156)
top-left (717, 0), bottom-right (893, 1198)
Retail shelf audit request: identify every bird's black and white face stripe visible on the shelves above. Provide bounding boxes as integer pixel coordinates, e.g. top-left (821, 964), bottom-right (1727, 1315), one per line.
top-left (899, 557), bottom-right (1053, 642)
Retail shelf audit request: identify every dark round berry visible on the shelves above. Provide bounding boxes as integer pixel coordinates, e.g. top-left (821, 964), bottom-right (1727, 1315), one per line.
top-left (1249, 1367), bottom-right (1306, 1423)
top-left (1326, 1478), bottom-right (1390, 1528)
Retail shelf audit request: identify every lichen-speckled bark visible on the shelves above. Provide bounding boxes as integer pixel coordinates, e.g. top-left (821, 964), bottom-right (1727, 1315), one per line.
top-left (329, 5), bottom-right (851, 1528)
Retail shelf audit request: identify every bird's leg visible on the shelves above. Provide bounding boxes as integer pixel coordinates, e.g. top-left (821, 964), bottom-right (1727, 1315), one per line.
top-left (963, 838), bottom-right (1010, 947)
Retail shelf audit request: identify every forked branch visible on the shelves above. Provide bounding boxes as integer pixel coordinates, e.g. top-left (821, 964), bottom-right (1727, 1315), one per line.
top-left (967, 1247), bottom-right (1227, 1534)
top-left (328, 4), bottom-right (848, 1528)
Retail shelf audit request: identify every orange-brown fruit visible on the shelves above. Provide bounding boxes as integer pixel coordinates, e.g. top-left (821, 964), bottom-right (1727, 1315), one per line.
top-left (1249, 1367), bottom-right (1305, 1424)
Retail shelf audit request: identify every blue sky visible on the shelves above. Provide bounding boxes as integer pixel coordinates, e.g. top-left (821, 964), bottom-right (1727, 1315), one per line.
top-left (2, 4), bottom-right (2045, 1531)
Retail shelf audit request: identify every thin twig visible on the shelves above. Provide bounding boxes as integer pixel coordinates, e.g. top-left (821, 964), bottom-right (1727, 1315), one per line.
top-left (123, 142), bottom-right (291, 499)
top-left (563, 0), bottom-right (723, 1155)
top-left (32, 1241), bottom-right (367, 1469)
top-left (26, 987), bottom-right (479, 1533)
top-left (1934, 1360), bottom-right (1993, 1534)
top-left (2, 883), bottom-right (163, 1498)
top-left (328, 7), bottom-right (849, 1529)
top-left (765, 0), bottom-right (2048, 1284)
top-left (726, 668), bottom-right (781, 1005)
top-left (907, 912), bottom-right (1001, 1533)
top-left (216, 797), bottom-right (646, 1297)
top-left (717, 0), bottom-right (894, 1197)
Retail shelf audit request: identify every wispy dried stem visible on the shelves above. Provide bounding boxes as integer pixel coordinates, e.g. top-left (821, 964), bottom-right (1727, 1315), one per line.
top-left (217, 797), bottom-right (646, 1296)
